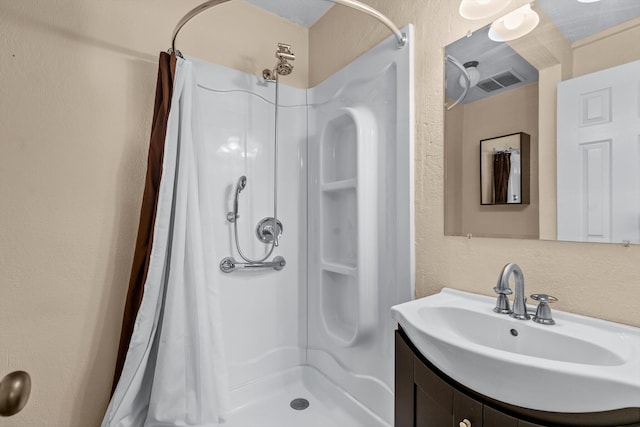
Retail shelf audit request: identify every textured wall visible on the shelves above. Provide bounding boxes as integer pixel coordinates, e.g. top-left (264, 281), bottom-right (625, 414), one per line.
top-left (457, 83), bottom-right (539, 239)
top-left (310, 0), bottom-right (640, 329)
top-left (572, 19), bottom-right (640, 78)
top-left (0, 1), bottom-right (306, 426)
top-left (444, 102), bottom-right (463, 236)
top-left (1, 0), bottom-right (639, 426)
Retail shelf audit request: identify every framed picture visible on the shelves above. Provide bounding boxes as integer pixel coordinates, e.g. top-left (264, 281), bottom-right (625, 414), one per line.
top-left (480, 132), bottom-right (530, 205)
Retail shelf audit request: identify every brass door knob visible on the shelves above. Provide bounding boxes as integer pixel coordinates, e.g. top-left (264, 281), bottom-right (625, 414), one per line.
top-left (0, 371), bottom-right (31, 417)
top-left (459, 419), bottom-right (472, 427)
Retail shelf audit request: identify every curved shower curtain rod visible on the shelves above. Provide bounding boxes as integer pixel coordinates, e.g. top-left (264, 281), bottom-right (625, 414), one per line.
top-left (170, 0), bottom-right (407, 53)
top-left (445, 54), bottom-right (471, 111)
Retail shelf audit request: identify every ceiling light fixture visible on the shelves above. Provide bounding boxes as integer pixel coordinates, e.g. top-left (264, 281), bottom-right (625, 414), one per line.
top-left (459, 0), bottom-right (512, 20)
top-left (577, 0), bottom-right (601, 3)
top-left (488, 3), bottom-right (540, 42)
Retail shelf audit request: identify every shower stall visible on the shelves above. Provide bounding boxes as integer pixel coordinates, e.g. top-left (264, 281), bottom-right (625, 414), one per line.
top-left (107, 3), bottom-right (414, 427)
top-left (208, 28), bottom-right (413, 423)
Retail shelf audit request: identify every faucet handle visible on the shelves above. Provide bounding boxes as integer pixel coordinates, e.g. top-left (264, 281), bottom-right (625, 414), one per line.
top-left (493, 286), bottom-right (513, 295)
top-left (530, 294), bottom-right (557, 304)
top-left (493, 273), bottom-right (513, 314)
top-left (493, 285), bottom-right (512, 295)
top-left (530, 294), bottom-right (557, 325)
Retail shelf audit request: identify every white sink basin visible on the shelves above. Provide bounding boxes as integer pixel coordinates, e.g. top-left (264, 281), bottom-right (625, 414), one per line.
top-left (391, 288), bottom-right (640, 413)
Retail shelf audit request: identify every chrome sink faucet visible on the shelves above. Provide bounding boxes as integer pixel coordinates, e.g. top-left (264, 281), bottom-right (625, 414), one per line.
top-left (494, 263), bottom-right (530, 320)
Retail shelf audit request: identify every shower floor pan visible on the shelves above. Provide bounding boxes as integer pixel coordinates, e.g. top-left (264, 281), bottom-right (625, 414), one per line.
top-left (222, 366), bottom-right (388, 427)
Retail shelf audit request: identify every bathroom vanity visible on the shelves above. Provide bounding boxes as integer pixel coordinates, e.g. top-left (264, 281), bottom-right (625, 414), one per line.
top-left (395, 327), bottom-right (640, 427)
top-left (392, 288), bottom-right (640, 427)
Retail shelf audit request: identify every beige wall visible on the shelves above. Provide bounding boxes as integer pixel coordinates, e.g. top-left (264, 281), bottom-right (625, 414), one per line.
top-left (444, 103), bottom-right (463, 236)
top-left (310, 0), bottom-right (640, 328)
top-left (507, 6), bottom-right (573, 81)
top-left (537, 65), bottom-right (561, 240)
top-left (0, 1), bottom-right (307, 426)
top-left (573, 17), bottom-right (640, 78)
top-left (2, 0), bottom-right (640, 426)
top-left (454, 83), bottom-right (539, 239)
top-left (508, 15), bottom-right (640, 240)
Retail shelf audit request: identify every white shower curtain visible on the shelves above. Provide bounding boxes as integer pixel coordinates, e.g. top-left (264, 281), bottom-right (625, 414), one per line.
top-left (102, 57), bottom-right (229, 427)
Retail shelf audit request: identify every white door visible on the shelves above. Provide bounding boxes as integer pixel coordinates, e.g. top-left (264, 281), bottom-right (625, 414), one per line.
top-left (557, 60), bottom-right (640, 243)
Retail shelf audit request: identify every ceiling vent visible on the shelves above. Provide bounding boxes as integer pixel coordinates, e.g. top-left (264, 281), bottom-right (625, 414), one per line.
top-left (477, 69), bottom-right (525, 93)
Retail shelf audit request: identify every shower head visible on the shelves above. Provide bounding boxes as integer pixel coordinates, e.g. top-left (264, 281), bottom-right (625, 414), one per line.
top-left (263, 43), bottom-right (296, 80)
top-left (276, 60), bottom-right (294, 76)
top-left (273, 43), bottom-right (295, 77)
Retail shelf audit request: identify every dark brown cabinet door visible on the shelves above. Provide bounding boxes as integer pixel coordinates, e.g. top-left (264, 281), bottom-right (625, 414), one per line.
top-left (396, 328), bottom-right (639, 427)
top-left (518, 421), bottom-right (546, 427)
top-left (484, 405), bottom-right (518, 427)
top-left (414, 352), bottom-right (453, 426)
top-left (394, 332), bottom-right (415, 427)
top-left (415, 385), bottom-right (453, 427)
top-left (453, 389), bottom-right (483, 427)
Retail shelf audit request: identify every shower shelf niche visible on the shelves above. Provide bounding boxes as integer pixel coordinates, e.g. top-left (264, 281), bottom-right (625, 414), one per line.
top-left (319, 107), bottom-right (378, 347)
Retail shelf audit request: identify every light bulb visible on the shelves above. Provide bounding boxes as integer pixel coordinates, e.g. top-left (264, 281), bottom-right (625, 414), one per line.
top-left (459, 0), bottom-right (511, 20)
top-left (488, 3), bottom-right (539, 42)
top-left (503, 9), bottom-right (525, 30)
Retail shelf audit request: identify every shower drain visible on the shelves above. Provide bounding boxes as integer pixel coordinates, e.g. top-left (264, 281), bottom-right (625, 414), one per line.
top-left (290, 398), bottom-right (309, 411)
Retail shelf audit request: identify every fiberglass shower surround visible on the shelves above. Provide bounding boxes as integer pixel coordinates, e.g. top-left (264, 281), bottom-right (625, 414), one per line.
top-left (105, 6), bottom-right (413, 427)
top-left (204, 30), bottom-right (412, 425)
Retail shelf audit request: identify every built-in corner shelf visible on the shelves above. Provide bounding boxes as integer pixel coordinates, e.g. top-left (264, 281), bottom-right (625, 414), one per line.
top-left (319, 106), bottom-right (378, 348)
top-left (320, 261), bottom-right (356, 277)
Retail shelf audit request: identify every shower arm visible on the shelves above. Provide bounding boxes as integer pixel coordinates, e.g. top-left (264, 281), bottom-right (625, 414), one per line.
top-left (170, 0), bottom-right (407, 53)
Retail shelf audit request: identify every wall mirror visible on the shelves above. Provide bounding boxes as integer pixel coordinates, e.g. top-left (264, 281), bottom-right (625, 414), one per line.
top-left (444, 0), bottom-right (640, 243)
top-left (480, 132), bottom-right (530, 206)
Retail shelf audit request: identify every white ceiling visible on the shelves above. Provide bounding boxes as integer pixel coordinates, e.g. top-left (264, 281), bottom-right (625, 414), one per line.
top-left (445, 0), bottom-right (640, 103)
top-left (445, 26), bottom-right (539, 104)
top-left (246, 0), bottom-right (334, 27)
top-left (536, 0), bottom-right (640, 43)
top-left (246, 0), bottom-right (640, 35)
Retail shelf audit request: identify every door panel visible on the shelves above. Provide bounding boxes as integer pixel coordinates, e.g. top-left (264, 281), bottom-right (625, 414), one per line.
top-left (454, 389), bottom-right (483, 427)
top-left (557, 60), bottom-right (640, 243)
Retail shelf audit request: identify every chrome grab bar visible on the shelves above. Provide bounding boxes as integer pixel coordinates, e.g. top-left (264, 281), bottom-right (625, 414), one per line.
top-left (220, 256), bottom-right (286, 273)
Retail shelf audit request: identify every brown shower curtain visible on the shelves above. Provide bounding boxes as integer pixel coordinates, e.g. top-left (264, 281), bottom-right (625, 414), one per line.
top-left (111, 51), bottom-right (177, 393)
top-left (493, 151), bottom-right (511, 204)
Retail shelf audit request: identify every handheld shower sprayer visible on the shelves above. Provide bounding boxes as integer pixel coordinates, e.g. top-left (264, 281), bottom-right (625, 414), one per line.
top-left (236, 175), bottom-right (247, 193)
top-left (226, 173), bottom-right (283, 264)
top-left (227, 175), bottom-right (247, 223)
